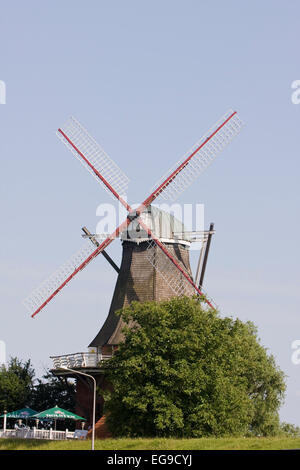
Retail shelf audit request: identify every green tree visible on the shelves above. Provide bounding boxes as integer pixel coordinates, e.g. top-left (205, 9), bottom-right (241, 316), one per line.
top-left (279, 422), bottom-right (300, 437)
top-left (29, 372), bottom-right (75, 412)
top-left (0, 357), bottom-right (34, 411)
top-left (102, 297), bottom-right (286, 437)
top-left (0, 357), bottom-right (75, 418)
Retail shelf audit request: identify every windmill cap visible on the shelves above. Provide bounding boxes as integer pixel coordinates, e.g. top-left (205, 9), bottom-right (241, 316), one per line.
top-left (121, 205), bottom-right (191, 246)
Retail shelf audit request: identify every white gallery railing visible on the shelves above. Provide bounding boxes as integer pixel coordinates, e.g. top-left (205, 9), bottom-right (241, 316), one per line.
top-left (0, 428), bottom-right (75, 440)
top-left (50, 352), bottom-right (112, 370)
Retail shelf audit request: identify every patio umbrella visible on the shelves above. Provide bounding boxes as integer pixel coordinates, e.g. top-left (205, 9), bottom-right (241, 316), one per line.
top-left (33, 406), bottom-right (86, 430)
top-left (0, 407), bottom-right (38, 419)
top-left (0, 407), bottom-right (39, 431)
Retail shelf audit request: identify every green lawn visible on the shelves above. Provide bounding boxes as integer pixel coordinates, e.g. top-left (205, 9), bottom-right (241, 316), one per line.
top-left (0, 437), bottom-right (300, 450)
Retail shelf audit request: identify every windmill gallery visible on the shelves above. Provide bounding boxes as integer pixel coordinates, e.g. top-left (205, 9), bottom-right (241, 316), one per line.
top-left (23, 110), bottom-right (244, 433)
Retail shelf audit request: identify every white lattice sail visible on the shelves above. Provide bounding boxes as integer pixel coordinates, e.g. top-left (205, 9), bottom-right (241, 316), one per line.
top-left (145, 239), bottom-right (217, 310)
top-left (150, 110), bottom-right (244, 202)
top-left (145, 239), bottom-right (191, 296)
top-left (23, 242), bottom-right (97, 317)
top-left (57, 116), bottom-right (129, 199)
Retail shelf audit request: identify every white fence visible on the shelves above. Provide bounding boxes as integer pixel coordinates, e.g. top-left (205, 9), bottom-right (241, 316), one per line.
top-left (51, 352), bottom-right (112, 370)
top-left (0, 427), bottom-right (75, 440)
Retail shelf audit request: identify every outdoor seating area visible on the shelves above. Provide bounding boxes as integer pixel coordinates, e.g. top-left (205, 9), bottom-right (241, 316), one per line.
top-left (0, 406), bottom-right (88, 441)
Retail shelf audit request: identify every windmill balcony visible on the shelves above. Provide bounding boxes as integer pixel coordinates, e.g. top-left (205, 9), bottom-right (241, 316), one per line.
top-left (50, 352), bottom-right (112, 371)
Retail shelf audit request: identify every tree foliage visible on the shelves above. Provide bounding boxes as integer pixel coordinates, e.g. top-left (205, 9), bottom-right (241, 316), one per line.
top-left (29, 372), bottom-right (75, 412)
top-left (0, 357), bottom-right (34, 411)
top-left (102, 297), bottom-right (286, 437)
top-left (279, 422), bottom-right (300, 437)
top-left (0, 358), bottom-right (75, 414)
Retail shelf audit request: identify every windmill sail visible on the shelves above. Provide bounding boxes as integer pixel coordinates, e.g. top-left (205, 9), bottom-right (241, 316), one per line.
top-left (24, 216), bottom-right (131, 318)
top-left (23, 242), bottom-right (97, 318)
top-left (145, 239), bottom-right (194, 297)
top-left (145, 238), bottom-right (217, 309)
top-left (148, 110), bottom-right (243, 202)
top-left (25, 109), bottom-right (243, 320)
top-left (57, 116), bottom-right (130, 202)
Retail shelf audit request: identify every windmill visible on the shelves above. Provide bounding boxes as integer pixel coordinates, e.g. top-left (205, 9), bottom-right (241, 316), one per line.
top-left (23, 110), bottom-right (243, 425)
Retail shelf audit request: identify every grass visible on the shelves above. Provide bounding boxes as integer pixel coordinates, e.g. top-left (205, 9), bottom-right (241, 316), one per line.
top-left (0, 437), bottom-right (300, 450)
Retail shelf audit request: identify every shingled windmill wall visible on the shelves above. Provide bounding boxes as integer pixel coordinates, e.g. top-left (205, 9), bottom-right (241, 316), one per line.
top-left (89, 239), bottom-right (194, 349)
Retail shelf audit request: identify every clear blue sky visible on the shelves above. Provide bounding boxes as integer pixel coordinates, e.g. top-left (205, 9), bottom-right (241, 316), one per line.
top-left (1, 0), bottom-right (300, 425)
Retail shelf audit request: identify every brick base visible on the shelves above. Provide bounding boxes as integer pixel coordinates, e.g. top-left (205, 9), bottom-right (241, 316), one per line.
top-left (87, 414), bottom-right (112, 439)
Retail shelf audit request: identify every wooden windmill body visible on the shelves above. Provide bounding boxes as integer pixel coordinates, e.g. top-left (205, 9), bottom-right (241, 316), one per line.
top-left (90, 205), bottom-right (194, 354)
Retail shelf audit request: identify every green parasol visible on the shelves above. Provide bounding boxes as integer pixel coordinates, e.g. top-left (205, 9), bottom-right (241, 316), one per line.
top-left (0, 407), bottom-right (38, 419)
top-left (32, 405), bottom-right (86, 421)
